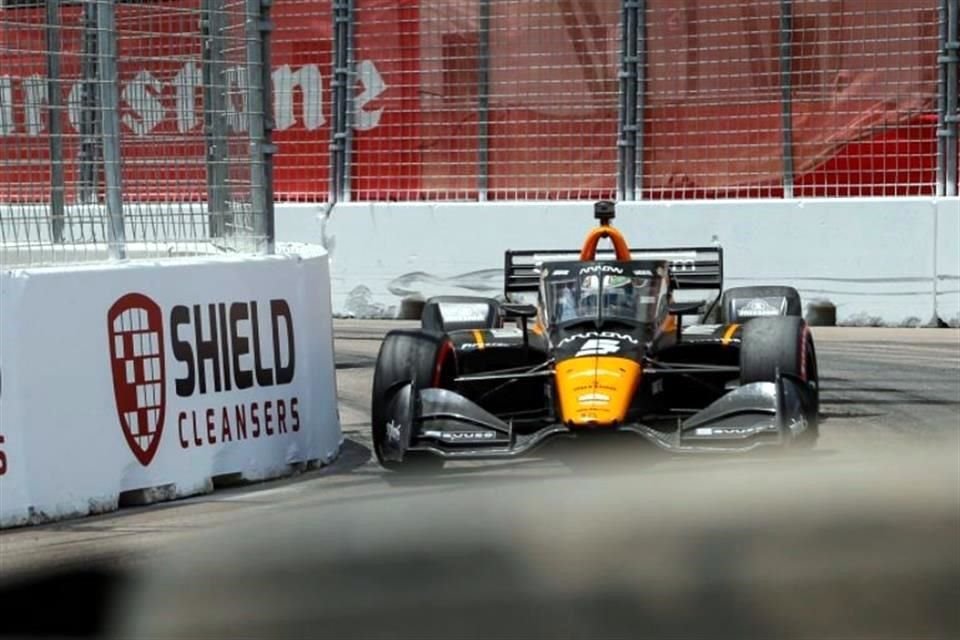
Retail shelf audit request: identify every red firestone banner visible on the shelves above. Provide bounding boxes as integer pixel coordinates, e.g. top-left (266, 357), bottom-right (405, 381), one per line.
top-left (0, 0), bottom-right (420, 203)
top-left (0, 0), bottom-right (942, 204)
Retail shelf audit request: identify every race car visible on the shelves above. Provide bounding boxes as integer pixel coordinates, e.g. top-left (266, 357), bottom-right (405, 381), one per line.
top-left (371, 201), bottom-right (819, 470)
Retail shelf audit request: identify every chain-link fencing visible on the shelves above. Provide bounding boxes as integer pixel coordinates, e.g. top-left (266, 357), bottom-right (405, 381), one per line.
top-left (0, 0), bottom-right (274, 266)
top-left (2, 0), bottom-right (957, 261)
top-left (316, 0), bottom-right (955, 202)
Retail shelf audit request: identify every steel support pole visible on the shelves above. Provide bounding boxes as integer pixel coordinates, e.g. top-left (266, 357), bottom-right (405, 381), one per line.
top-left (45, 0), bottom-right (65, 243)
top-left (477, 0), bottom-right (490, 200)
top-left (636, 0), bottom-right (646, 198)
top-left (617, 0), bottom-right (637, 201)
top-left (245, 0), bottom-right (274, 253)
top-left (778, 0), bottom-right (796, 198)
top-left (331, 0), bottom-right (354, 202)
top-left (937, 0), bottom-right (948, 196)
top-left (79, 1), bottom-right (99, 205)
top-left (330, 0), bottom-right (344, 203)
top-left (260, 0), bottom-right (276, 252)
top-left (944, 0), bottom-right (958, 196)
top-left (202, 0), bottom-right (229, 238)
top-left (617, 0), bottom-right (646, 201)
top-left (96, 0), bottom-right (126, 259)
top-left (343, 0), bottom-right (354, 201)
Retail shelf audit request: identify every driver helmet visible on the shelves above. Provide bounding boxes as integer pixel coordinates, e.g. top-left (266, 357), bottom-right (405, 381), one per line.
top-left (603, 275), bottom-right (637, 311)
top-left (579, 274), bottom-right (601, 312)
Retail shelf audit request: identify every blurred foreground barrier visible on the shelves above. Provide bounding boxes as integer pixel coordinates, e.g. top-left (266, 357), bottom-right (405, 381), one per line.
top-left (115, 447), bottom-right (959, 639)
top-left (0, 246), bottom-right (341, 528)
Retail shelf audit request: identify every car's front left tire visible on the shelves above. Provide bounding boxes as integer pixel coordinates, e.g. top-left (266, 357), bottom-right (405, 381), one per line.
top-left (371, 330), bottom-right (453, 471)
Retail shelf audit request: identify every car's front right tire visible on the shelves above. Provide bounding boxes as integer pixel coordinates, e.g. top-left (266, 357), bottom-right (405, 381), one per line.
top-left (739, 316), bottom-right (820, 447)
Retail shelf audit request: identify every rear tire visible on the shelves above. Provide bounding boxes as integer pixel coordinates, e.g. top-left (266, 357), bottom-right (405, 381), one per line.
top-left (740, 316), bottom-right (819, 446)
top-left (371, 330), bottom-right (452, 471)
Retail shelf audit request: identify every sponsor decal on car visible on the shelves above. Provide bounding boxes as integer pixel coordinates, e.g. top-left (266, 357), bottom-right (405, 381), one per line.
top-left (386, 420), bottom-right (402, 444)
top-left (682, 323), bottom-right (723, 336)
top-left (579, 264), bottom-right (624, 275)
top-left (489, 327), bottom-right (524, 339)
top-left (425, 430), bottom-right (497, 443)
top-left (575, 338), bottom-right (622, 357)
top-left (107, 293), bottom-right (300, 467)
top-left (437, 302), bottom-right (490, 323)
top-left (577, 393), bottom-right (611, 404)
top-left (557, 331), bottom-right (640, 349)
top-left (736, 297), bottom-right (786, 317)
top-left (788, 414), bottom-right (809, 435)
top-left (694, 426), bottom-right (759, 437)
top-left (461, 341), bottom-right (513, 351)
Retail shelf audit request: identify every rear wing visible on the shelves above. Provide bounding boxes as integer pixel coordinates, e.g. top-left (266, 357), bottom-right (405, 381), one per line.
top-left (504, 246), bottom-right (724, 297)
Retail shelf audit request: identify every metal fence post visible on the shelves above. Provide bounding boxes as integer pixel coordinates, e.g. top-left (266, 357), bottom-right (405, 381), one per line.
top-left (937, 0), bottom-right (947, 196)
top-left (96, 0), bottom-right (126, 259)
top-left (344, 0), bottom-right (354, 201)
top-left (330, 0), bottom-right (354, 202)
top-left (617, 0), bottom-right (635, 201)
top-left (617, 0), bottom-right (645, 201)
top-left (636, 0), bottom-right (646, 199)
top-left (78, 1), bottom-right (100, 206)
top-left (202, 0), bottom-right (229, 238)
top-left (778, 0), bottom-right (796, 198)
top-left (45, 0), bottom-right (65, 243)
top-left (941, 0), bottom-right (958, 196)
top-left (260, 0), bottom-right (276, 252)
top-left (244, 0), bottom-right (274, 253)
top-left (477, 0), bottom-right (490, 201)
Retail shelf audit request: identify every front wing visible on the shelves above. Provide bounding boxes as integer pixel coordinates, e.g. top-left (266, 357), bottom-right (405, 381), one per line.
top-left (379, 374), bottom-right (816, 462)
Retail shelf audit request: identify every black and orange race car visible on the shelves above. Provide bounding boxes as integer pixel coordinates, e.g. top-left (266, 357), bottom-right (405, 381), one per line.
top-left (371, 201), bottom-right (819, 470)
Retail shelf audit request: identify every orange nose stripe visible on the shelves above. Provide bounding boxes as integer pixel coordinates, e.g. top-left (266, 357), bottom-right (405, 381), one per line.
top-left (555, 356), bottom-right (641, 426)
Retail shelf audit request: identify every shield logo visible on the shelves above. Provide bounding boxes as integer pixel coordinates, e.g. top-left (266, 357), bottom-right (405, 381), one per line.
top-left (107, 293), bottom-right (166, 466)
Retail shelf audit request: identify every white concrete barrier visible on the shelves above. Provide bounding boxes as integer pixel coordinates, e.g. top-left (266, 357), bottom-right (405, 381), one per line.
top-left (937, 198), bottom-right (960, 325)
top-left (0, 245), bottom-right (341, 528)
top-left (275, 198), bottom-right (960, 326)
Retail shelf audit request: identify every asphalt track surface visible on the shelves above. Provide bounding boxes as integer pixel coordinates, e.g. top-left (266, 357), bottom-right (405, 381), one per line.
top-left (1, 321), bottom-right (958, 638)
top-left (1, 321), bottom-right (958, 571)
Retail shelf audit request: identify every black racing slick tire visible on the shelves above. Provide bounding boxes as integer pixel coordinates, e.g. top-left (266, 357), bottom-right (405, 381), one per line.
top-left (740, 316), bottom-right (820, 446)
top-left (371, 330), bottom-right (454, 472)
top-left (719, 285), bottom-right (802, 324)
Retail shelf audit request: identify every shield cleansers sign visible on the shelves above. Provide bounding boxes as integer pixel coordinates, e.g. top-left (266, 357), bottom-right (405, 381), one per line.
top-left (108, 292), bottom-right (301, 467)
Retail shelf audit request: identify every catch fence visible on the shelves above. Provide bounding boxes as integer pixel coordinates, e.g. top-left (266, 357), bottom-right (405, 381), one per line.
top-left (322, 0), bottom-right (956, 201)
top-left (1, 1), bottom-right (957, 264)
top-left (0, 0), bottom-right (274, 265)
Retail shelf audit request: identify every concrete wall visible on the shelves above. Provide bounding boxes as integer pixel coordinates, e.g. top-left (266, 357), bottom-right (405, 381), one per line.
top-left (275, 198), bottom-right (960, 325)
top-left (0, 246), bottom-right (341, 527)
